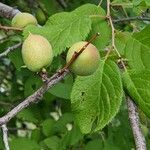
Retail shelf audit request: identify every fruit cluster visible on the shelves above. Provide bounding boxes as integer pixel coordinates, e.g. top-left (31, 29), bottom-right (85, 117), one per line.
top-left (12, 12), bottom-right (100, 76)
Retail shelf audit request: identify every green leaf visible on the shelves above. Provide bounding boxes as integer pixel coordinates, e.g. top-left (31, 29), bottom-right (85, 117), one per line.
top-left (115, 31), bottom-right (131, 55)
top-left (17, 108), bottom-right (38, 123)
top-left (58, 125), bottom-right (83, 149)
top-left (123, 70), bottom-right (150, 117)
top-left (133, 0), bottom-right (150, 6)
top-left (123, 31), bottom-right (150, 71)
top-left (40, 0), bottom-right (62, 15)
top-left (105, 104), bottom-right (134, 150)
top-left (24, 74), bottom-right (42, 97)
top-left (49, 82), bottom-right (72, 99)
top-left (17, 105), bottom-right (43, 123)
top-left (74, 4), bottom-right (111, 50)
top-left (45, 12), bottom-right (91, 55)
top-left (31, 129), bottom-right (42, 142)
top-left (8, 48), bottom-right (24, 70)
top-left (10, 138), bottom-right (40, 150)
top-left (71, 59), bottom-right (123, 133)
top-left (48, 74), bottom-right (73, 99)
top-left (54, 113), bottom-right (74, 133)
top-left (43, 136), bottom-right (60, 150)
top-left (85, 139), bottom-right (103, 150)
top-left (134, 25), bottom-right (150, 48)
top-left (66, 125), bottom-right (83, 146)
top-left (42, 118), bottom-right (55, 137)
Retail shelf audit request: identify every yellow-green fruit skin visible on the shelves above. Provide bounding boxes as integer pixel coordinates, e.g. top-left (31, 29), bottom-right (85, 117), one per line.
top-left (66, 41), bottom-right (100, 76)
top-left (12, 12), bottom-right (37, 28)
top-left (22, 34), bottom-right (53, 72)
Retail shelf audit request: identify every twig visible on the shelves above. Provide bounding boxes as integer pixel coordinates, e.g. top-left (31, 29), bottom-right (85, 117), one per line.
top-left (106, 0), bottom-right (121, 57)
top-left (1, 124), bottom-right (10, 150)
top-left (106, 0), bottom-right (126, 70)
top-left (0, 25), bottom-right (23, 31)
top-left (0, 2), bottom-right (20, 19)
top-left (113, 16), bottom-right (150, 23)
top-left (0, 33), bottom-right (99, 126)
top-left (0, 42), bottom-right (22, 58)
top-left (56, 0), bottom-right (68, 9)
top-left (39, 70), bottom-right (49, 82)
top-left (126, 96), bottom-right (146, 150)
top-left (98, 0), bottom-right (103, 7)
top-left (121, 6), bottom-right (128, 18)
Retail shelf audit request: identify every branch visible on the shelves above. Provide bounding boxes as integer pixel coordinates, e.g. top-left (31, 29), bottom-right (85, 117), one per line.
top-left (0, 42), bottom-right (22, 58)
top-left (98, 0), bottom-right (103, 7)
top-left (0, 33), bottom-right (99, 126)
top-left (1, 124), bottom-right (10, 150)
top-left (0, 2), bottom-right (20, 19)
top-left (106, 0), bottom-right (126, 69)
top-left (0, 24), bottom-right (23, 31)
top-left (113, 16), bottom-right (150, 23)
top-left (126, 96), bottom-right (146, 150)
top-left (0, 70), bottom-right (68, 126)
top-left (106, 0), bottom-right (121, 57)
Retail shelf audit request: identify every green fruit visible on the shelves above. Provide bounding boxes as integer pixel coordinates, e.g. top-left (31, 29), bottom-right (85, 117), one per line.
top-left (35, 8), bottom-right (46, 25)
top-left (66, 41), bottom-right (100, 76)
top-left (22, 34), bottom-right (53, 72)
top-left (12, 12), bottom-right (37, 28)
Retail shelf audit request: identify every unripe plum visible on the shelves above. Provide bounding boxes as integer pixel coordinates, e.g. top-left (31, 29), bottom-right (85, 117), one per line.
top-left (12, 12), bottom-right (37, 28)
top-left (22, 34), bottom-right (53, 72)
top-left (66, 41), bottom-right (100, 76)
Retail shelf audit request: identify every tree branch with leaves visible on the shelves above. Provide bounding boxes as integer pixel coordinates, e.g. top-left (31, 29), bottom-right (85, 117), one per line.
top-left (106, 0), bottom-right (146, 149)
top-left (0, 1), bottom-right (150, 150)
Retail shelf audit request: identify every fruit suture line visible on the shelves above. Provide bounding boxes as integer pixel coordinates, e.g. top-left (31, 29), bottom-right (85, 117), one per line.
top-left (0, 33), bottom-right (100, 126)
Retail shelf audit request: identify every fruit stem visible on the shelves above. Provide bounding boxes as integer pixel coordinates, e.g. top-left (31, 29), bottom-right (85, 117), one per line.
top-left (39, 71), bottom-right (48, 82)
